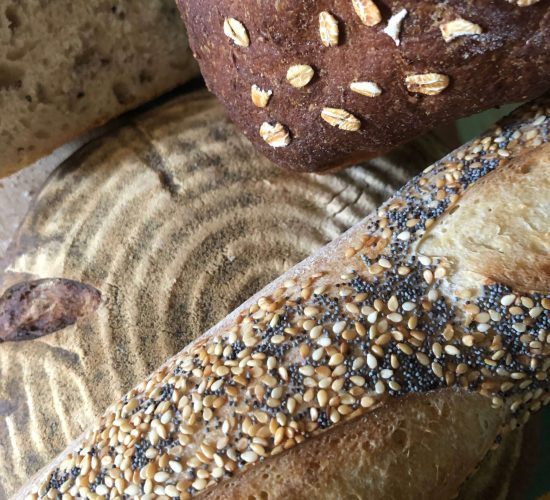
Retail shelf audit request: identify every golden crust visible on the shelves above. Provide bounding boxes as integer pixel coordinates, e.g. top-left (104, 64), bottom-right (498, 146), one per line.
top-left (202, 390), bottom-right (504, 500)
top-left (420, 142), bottom-right (550, 294)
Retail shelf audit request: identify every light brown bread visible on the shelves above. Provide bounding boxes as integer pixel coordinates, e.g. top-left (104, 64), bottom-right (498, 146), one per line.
top-left (16, 95), bottom-right (549, 498)
top-left (0, 91), bottom-right (452, 498)
top-left (0, 0), bottom-right (199, 177)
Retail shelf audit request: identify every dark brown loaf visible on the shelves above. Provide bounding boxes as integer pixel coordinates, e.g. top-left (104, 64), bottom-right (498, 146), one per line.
top-left (178, 0), bottom-right (550, 172)
top-left (18, 96), bottom-right (550, 498)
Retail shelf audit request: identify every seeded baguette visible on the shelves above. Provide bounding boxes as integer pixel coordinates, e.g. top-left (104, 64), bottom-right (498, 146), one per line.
top-left (178, 0), bottom-right (550, 172)
top-left (0, 0), bottom-right (199, 177)
top-left (18, 96), bottom-right (550, 499)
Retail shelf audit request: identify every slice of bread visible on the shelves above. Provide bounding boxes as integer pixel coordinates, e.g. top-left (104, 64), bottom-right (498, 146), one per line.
top-left (0, 0), bottom-right (199, 177)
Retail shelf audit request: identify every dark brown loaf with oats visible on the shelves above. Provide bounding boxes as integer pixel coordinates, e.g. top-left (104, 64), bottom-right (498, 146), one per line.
top-left (177, 0), bottom-right (550, 172)
top-left (18, 96), bottom-right (549, 499)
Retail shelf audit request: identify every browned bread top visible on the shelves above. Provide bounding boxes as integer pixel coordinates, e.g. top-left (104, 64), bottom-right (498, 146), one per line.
top-left (178, 0), bottom-right (550, 172)
top-left (20, 96), bottom-right (549, 499)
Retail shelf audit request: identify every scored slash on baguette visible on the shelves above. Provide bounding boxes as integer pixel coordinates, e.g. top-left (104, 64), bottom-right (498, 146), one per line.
top-left (18, 95), bottom-right (550, 499)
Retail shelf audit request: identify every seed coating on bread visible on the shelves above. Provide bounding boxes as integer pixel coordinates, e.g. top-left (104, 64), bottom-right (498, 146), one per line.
top-left (24, 97), bottom-right (549, 499)
top-left (179, 0), bottom-right (550, 171)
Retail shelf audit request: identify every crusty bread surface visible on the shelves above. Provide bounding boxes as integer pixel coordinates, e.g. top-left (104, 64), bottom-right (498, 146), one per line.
top-left (16, 96), bottom-right (550, 498)
top-left (178, 0), bottom-right (550, 172)
top-left (0, 0), bottom-right (199, 177)
top-left (0, 91), bottom-right (453, 498)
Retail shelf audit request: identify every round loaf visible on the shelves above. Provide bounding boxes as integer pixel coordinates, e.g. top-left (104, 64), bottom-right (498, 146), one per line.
top-left (178, 0), bottom-right (550, 171)
top-left (17, 95), bottom-right (550, 498)
top-left (0, 91), bottom-right (449, 497)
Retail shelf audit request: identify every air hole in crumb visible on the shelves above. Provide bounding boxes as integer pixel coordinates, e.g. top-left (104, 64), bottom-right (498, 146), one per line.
top-left (112, 81), bottom-right (133, 105)
top-left (5, 6), bottom-right (21, 30)
top-left (0, 63), bottom-right (23, 90)
top-left (259, 492), bottom-right (268, 499)
top-left (391, 428), bottom-right (407, 447)
top-left (139, 69), bottom-right (153, 84)
top-left (35, 130), bottom-right (50, 140)
top-left (6, 46), bottom-right (28, 61)
top-left (36, 83), bottom-right (50, 104)
top-left (74, 49), bottom-right (94, 69)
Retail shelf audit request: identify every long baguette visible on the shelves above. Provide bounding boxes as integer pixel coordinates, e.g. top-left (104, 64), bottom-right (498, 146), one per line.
top-left (19, 95), bottom-right (549, 499)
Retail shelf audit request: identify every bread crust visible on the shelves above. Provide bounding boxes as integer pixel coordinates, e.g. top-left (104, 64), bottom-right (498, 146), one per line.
top-left (420, 142), bottom-right (550, 294)
top-left (178, 0), bottom-right (550, 172)
top-left (0, 0), bottom-right (199, 177)
top-left (0, 91), bottom-right (452, 498)
top-left (17, 97), bottom-right (550, 499)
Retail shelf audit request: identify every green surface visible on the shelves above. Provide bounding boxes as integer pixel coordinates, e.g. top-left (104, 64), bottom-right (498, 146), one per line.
top-left (529, 406), bottom-right (550, 499)
top-left (456, 104), bottom-right (519, 143)
top-left (456, 106), bottom-right (549, 499)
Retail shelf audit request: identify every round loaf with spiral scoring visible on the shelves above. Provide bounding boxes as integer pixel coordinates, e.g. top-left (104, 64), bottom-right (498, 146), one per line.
top-left (18, 94), bottom-right (550, 498)
top-left (0, 91), bottom-right (452, 498)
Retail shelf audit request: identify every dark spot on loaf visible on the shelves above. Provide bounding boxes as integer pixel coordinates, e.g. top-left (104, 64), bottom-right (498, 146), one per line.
top-left (0, 278), bottom-right (101, 342)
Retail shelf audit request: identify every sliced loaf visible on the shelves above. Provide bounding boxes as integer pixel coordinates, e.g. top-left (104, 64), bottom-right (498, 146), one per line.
top-left (0, 0), bottom-right (199, 176)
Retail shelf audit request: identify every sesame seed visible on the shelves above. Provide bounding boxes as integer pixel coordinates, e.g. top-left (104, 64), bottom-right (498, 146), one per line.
top-left (388, 381), bottom-right (402, 391)
top-left (397, 343), bottom-right (413, 355)
top-left (329, 353), bottom-right (344, 366)
top-left (241, 451), bottom-right (258, 463)
top-left (125, 484), bottom-right (141, 495)
top-left (423, 270), bottom-right (434, 285)
top-left (387, 313), bottom-right (403, 323)
top-left (501, 294), bottom-right (516, 306)
top-left (375, 381), bottom-right (386, 394)
top-left (432, 342), bottom-right (443, 358)
top-left (304, 306), bottom-right (320, 317)
top-left (416, 255), bottom-right (430, 266)
top-left (432, 362), bottom-right (444, 378)
top-left (416, 352), bottom-right (430, 366)
top-left (397, 231), bottom-right (411, 241)
top-left (333, 321), bottom-right (347, 334)
top-left (351, 376), bottom-right (366, 386)
top-left (317, 390), bottom-right (329, 407)
top-left (529, 307), bottom-right (543, 318)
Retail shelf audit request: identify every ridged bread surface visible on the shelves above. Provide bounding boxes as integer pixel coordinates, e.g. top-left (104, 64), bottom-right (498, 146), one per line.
top-left (17, 97), bottom-right (550, 498)
top-left (0, 92), bottom-right (452, 498)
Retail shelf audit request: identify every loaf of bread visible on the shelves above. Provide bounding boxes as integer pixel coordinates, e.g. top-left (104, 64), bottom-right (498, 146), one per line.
top-left (0, 91), bottom-right (455, 497)
top-left (18, 94), bottom-right (549, 498)
top-left (178, 0), bottom-right (550, 172)
top-left (0, 0), bottom-right (199, 177)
